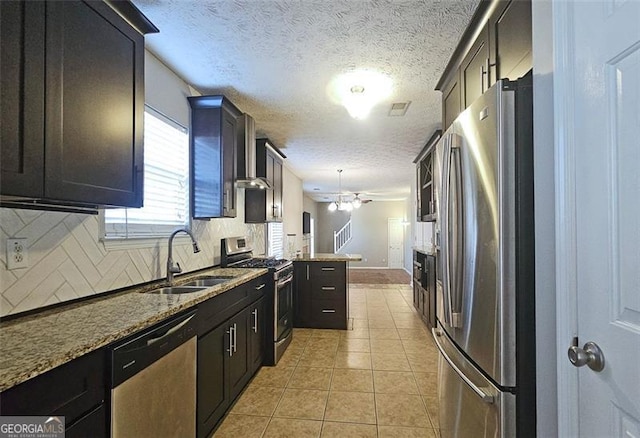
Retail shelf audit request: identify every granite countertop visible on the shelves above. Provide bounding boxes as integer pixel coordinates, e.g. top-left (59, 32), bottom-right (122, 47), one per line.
top-left (294, 253), bottom-right (362, 262)
top-left (0, 267), bottom-right (268, 392)
top-left (413, 245), bottom-right (436, 256)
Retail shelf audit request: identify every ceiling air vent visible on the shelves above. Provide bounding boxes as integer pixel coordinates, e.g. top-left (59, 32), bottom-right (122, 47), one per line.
top-left (388, 101), bottom-right (411, 117)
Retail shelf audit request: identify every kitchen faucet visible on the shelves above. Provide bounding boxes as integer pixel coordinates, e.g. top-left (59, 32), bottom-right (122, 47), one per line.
top-left (166, 228), bottom-right (201, 285)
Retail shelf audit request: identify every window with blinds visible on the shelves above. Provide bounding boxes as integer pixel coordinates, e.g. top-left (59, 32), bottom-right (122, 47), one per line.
top-left (104, 107), bottom-right (190, 238)
top-left (267, 222), bottom-right (284, 258)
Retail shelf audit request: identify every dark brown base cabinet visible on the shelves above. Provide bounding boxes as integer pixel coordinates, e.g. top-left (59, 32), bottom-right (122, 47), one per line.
top-left (0, 349), bottom-right (107, 437)
top-left (0, 276), bottom-right (269, 438)
top-left (294, 261), bottom-right (348, 330)
top-left (412, 252), bottom-right (436, 330)
top-left (0, 0), bottom-right (157, 211)
top-left (197, 280), bottom-right (268, 438)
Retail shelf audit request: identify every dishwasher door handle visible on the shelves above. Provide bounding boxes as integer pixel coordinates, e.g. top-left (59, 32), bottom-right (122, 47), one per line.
top-left (147, 314), bottom-right (196, 346)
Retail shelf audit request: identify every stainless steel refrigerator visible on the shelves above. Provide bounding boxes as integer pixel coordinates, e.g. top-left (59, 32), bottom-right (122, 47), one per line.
top-left (432, 73), bottom-right (535, 438)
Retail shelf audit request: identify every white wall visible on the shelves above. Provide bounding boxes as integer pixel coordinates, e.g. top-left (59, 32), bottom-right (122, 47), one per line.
top-left (315, 204), bottom-right (350, 253)
top-left (0, 51), bottom-right (265, 317)
top-left (340, 201), bottom-right (407, 268)
top-left (302, 196), bottom-right (319, 253)
top-left (281, 166), bottom-right (304, 258)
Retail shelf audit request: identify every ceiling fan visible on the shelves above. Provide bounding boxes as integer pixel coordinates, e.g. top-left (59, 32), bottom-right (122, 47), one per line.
top-left (351, 193), bottom-right (373, 208)
top-left (327, 170), bottom-right (374, 212)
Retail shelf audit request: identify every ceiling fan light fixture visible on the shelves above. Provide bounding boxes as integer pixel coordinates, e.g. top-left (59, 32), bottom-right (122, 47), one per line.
top-left (352, 196), bottom-right (362, 209)
top-left (327, 71), bottom-right (393, 120)
top-left (338, 200), bottom-right (353, 212)
top-left (328, 201), bottom-right (338, 212)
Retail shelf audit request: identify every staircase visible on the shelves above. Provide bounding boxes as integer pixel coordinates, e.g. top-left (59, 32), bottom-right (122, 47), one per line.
top-left (333, 219), bottom-right (352, 253)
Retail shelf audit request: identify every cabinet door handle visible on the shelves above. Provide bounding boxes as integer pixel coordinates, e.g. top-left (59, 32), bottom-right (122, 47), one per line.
top-left (321, 267), bottom-right (335, 271)
top-left (255, 283), bottom-right (266, 290)
top-left (321, 286), bottom-right (336, 291)
top-left (233, 323), bottom-right (237, 353)
top-left (306, 265), bottom-right (310, 280)
top-left (226, 325), bottom-right (234, 357)
top-left (224, 189), bottom-right (230, 212)
top-left (252, 309), bottom-right (258, 333)
top-left (481, 58), bottom-right (492, 92)
top-left (322, 309), bottom-right (336, 313)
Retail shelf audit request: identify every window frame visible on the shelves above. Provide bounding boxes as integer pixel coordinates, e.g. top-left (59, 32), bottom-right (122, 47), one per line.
top-left (100, 105), bottom-right (191, 247)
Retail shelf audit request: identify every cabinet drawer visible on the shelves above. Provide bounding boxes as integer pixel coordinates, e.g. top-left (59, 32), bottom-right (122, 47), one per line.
top-left (247, 275), bottom-right (270, 301)
top-left (311, 301), bottom-right (346, 329)
top-left (0, 349), bottom-right (105, 421)
top-left (311, 283), bottom-right (345, 301)
top-left (66, 403), bottom-right (106, 438)
top-left (198, 285), bottom-right (249, 335)
top-left (310, 262), bottom-right (345, 281)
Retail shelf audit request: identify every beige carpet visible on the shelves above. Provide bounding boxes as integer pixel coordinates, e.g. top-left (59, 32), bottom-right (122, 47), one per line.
top-left (348, 269), bottom-right (411, 284)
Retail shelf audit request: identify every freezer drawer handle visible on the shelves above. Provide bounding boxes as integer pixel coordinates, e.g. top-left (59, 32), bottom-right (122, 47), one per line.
top-left (432, 329), bottom-right (495, 404)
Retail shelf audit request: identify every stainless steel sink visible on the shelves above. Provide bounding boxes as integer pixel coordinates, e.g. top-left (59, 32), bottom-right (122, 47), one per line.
top-left (147, 286), bottom-right (207, 295)
top-left (182, 276), bottom-right (234, 287)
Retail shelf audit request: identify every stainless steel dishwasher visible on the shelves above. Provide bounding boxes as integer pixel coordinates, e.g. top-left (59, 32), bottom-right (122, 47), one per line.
top-left (110, 310), bottom-right (197, 438)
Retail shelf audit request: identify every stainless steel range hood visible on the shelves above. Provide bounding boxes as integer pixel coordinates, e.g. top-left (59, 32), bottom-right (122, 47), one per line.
top-left (237, 113), bottom-right (272, 190)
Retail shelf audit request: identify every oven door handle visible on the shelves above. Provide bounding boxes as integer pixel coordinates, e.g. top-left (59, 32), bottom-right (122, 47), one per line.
top-left (278, 274), bottom-right (294, 287)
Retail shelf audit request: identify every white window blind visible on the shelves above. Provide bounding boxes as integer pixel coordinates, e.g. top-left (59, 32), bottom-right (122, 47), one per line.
top-left (267, 222), bottom-right (284, 258)
top-left (104, 107), bottom-right (189, 238)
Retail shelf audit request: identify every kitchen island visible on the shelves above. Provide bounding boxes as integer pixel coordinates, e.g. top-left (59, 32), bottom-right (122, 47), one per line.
top-left (293, 253), bottom-right (362, 329)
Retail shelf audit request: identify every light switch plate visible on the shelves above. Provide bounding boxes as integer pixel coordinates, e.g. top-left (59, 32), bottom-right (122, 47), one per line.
top-left (6, 238), bottom-right (29, 270)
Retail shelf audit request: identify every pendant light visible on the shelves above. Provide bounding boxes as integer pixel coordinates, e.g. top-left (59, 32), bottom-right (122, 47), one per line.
top-left (328, 169), bottom-right (356, 212)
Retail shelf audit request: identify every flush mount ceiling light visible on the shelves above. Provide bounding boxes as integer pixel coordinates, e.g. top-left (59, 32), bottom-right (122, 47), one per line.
top-left (328, 169), bottom-right (361, 212)
top-left (326, 70), bottom-right (393, 120)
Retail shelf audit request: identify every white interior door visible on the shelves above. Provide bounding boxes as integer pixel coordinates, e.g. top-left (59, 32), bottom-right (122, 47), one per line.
top-left (557, 1), bottom-right (640, 436)
top-left (387, 218), bottom-right (403, 268)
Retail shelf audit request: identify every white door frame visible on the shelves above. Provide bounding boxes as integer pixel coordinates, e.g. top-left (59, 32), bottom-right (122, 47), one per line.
top-left (533, 1), bottom-right (580, 435)
top-left (552, 1), bottom-right (580, 434)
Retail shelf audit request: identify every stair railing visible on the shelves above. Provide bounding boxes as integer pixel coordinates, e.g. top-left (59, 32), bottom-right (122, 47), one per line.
top-left (333, 219), bottom-right (352, 253)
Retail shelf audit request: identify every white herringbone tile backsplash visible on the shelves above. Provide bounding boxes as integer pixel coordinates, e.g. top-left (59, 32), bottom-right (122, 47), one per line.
top-left (0, 191), bottom-right (265, 317)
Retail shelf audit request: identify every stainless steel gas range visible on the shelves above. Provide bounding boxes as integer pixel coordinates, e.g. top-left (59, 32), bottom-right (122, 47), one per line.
top-left (221, 236), bottom-right (293, 365)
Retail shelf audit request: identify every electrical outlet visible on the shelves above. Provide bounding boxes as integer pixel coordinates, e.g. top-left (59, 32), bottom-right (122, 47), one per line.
top-left (6, 238), bottom-right (29, 270)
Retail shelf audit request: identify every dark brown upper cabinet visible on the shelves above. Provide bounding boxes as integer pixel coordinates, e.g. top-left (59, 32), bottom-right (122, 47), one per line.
top-left (0, 1), bottom-right (157, 212)
top-left (436, 0), bottom-right (531, 130)
top-left (442, 77), bottom-right (461, 133)
top-left (245, 139), bottom-right (286, 223)
top-left (489, 0), bottom-right (533, 85)
top-left (414, 130), bottom-right (442, 222)
top-left (460, 23), bottom-right (490, 109)
top-left (188, 95), bottom-right (242, 219)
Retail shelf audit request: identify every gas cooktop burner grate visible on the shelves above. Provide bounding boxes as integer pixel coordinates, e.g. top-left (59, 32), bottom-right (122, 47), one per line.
top-left (233, 258), bottom-right (290, 269)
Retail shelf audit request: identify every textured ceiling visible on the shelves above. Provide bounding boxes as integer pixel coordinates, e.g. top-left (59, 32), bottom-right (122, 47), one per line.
top-left (132, 0), bottom-right (478, 202)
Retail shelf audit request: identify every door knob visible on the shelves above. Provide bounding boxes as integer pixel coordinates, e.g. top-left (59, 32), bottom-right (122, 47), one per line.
top-left (568, 341), bottom-right (605, 372)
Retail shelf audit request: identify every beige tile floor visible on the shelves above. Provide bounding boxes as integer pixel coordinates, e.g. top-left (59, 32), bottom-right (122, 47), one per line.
top-left (213, 283), bottom-right (441, 438)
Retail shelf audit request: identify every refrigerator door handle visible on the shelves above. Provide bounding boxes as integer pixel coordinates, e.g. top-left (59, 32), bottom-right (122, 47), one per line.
top-left (449, 135), bottom-right (464, 328)
top-left (432, 329), bottom-right (495, 404)
top-left (440, 135), bottom-right (453, 327)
